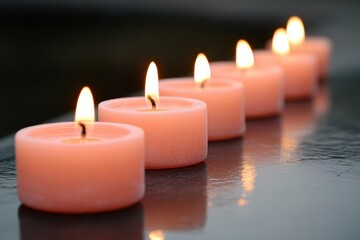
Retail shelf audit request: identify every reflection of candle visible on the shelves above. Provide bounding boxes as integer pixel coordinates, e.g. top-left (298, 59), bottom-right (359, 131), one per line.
top-left (287, 16), bottom-right (332, 80)
top-left (256, 28), bottom-right (318, 100)
top-left (244, 118), bottom-right (282, 163)
top-left (282, 100), bottom-right (316, 137)
top-left (18, 204), bottom-right (144, 240)
top-left (206, 138), bottom-right (243, 208)
top-left (159, 53), bottom-right (245, 141)
top-left (15, 87), bottom-right (145, 214)
top-left (99, 62), bottom-right (207, 169)
top-left (314, 84), bottom-right (330, 118)
top-left (144, 163), bottom-right (207, 231)
top-left (211, 40), bottom-right (284, 119)
top-left (281, 101), bottom-right (316, 162)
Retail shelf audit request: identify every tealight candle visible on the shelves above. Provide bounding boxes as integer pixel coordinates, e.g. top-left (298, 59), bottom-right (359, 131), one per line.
top-left (211, 40), bottom-right (284, 119)
top-left (15, 87), bottom-right (145, 214)
top-left (159, 53), bottom-right (245, 141)
top-left (99, 62), bottom-right (208, 169)
top-left (286, 16), bottom-right (332, 80)
top-left (254, 28), bottom-right (318, 100)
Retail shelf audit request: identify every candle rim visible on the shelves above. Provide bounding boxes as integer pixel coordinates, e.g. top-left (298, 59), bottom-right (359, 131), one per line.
top-left (159, 77), bottom-right (243, 89)
top-left (16, 122), bottom-right (144, 144)
top-left (210, 60), bottom-right (283, 74)
top-left (99, 96), bottom-right (207, 114)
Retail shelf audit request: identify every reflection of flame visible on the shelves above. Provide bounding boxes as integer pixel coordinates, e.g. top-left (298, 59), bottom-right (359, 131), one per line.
top-left (314, 84), bottom-right (330, 117)
top-left (281, 136), bottom-right (298, 150)
top-left (237, 161), bottom-right (256, 207)
top-left (281, 135), bottom-right (299, 163)
top-left (237, 198), bottom-right (248, 207)
top-left (241, 162), bottom-right (256, 193)
top-left (149, 230), bottom-right (165, 240)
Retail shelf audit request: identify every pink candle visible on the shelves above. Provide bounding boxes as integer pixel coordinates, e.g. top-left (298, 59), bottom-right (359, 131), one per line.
top-left (159, 53), bottom-right (245, 141)
top-left (211, 40), bottom-right (284, 119)
top-left (286, 16), bottom-right (332, 80)
top-left (15, 87), bottom-right (145, 214)
top-left (99, 62), bottom-right (207, 169)
top-left (255, 28), bottom-right (318, 100)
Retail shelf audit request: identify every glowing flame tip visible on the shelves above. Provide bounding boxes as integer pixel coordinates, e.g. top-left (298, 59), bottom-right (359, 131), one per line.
top-left (272, 28), bottom-right (290, 55)
top-left (286, 16), bottom-right (305, 45)
top-left (194, 53), bottom-right (211, 87)
top-left (145, 61), bottom-right (159, 109)
top-left (236, 39), bottom-right (254, 69)
top-left (75, 86), bottom-right (95, 123)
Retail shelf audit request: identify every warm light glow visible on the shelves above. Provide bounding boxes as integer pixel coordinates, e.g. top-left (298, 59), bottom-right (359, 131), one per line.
top-left (237, 198), bottom-right (248, 207)
top-left (236, 40), bottom-right (254, 69)
top-left (281, 136), bottom-right (299, 163)
top-left (241, 162), bottom-right (256, 193)
top-left (75, 86), bottom-right (95, 123)
top-left (149, 230), bottom-right (165, 240)
top-left (194, 53), bottom-right (211, 87)
top-left (272, 28), bottom-right (290, 55)
top-left (145, 62), bottom-right (159, 109)
top-left (286, 16), bottom-right (305, 45)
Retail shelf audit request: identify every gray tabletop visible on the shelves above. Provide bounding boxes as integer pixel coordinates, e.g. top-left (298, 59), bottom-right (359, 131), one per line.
top-left (1, 6), bottom-right (360, 240)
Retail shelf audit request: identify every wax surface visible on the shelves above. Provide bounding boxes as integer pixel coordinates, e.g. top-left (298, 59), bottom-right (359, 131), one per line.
top-left (99, 96), bottom-right (208, 169)
top-left (254, 50), bottom-right (318, 100)
top-left (159, 79), bottom-right (245, 141)
top-left (210, 62), bottom-right (284, 119)
top-left (290, 37), bottom-right (332, 80)
top-left (15, 122), bottom-right (145, 214)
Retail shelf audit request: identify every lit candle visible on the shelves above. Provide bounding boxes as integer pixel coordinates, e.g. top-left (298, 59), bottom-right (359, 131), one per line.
top-left (211, 40), bottom-right (284, 119)
top-left (98, 62), bottom-right (208, 169)
top-left (15, 87), bottom-right (145, 214)
top-left (159, 53), bottom-right (245, 141)
top-left (286, 16), bottom-right (332, 80)
top-left (254, 28), bottom-right (318, 100)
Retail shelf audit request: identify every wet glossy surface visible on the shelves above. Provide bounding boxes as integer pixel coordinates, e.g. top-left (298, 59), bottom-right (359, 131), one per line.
top-left (1, 77), bottom-right (360, 239)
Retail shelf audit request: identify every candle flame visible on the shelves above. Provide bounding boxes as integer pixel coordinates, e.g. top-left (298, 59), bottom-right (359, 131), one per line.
top-left (286, 16), bottom-right (305, 45)
top-left (149, 230), bottom-right (165, 240)
top-left (194, 53), bottom-right (211, 88)
top-left (75, 86), bottom-right (95, 123)
top-left (236, 40), bottom-right (254, 69)
top-left (272, 28), bottom-right (290, 55)
top-left (145, 62), bottom-right (159, 110)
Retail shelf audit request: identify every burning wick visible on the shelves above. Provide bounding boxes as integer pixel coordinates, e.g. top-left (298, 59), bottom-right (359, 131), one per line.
top-left (147, 95), bottom-right (156, 110)
top-left (79, 122), bottom-right (86, 138)
top-left (200, 80), bottom-right (207, 89)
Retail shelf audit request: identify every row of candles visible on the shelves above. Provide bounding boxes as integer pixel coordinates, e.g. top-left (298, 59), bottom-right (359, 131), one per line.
top-left (15, 16), bottom-right (332, 214)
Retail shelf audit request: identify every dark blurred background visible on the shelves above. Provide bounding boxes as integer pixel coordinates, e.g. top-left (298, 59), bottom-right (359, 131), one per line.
top-left (0, 0), bottom-right (359, 136)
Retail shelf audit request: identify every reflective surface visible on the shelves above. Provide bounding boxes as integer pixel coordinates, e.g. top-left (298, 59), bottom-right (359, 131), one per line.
top-left (1, 78), bottom-right (360, 239)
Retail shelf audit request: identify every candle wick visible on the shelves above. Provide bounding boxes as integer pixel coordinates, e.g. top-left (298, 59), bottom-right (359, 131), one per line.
top-left (239, 68), bottom-right (249, 75)
top-left (79, 122), bottom-right (86, 138)
top-left (200, 80), bottom-right (208, 89)
top-left (147, 95), bottom-right (156, 110)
